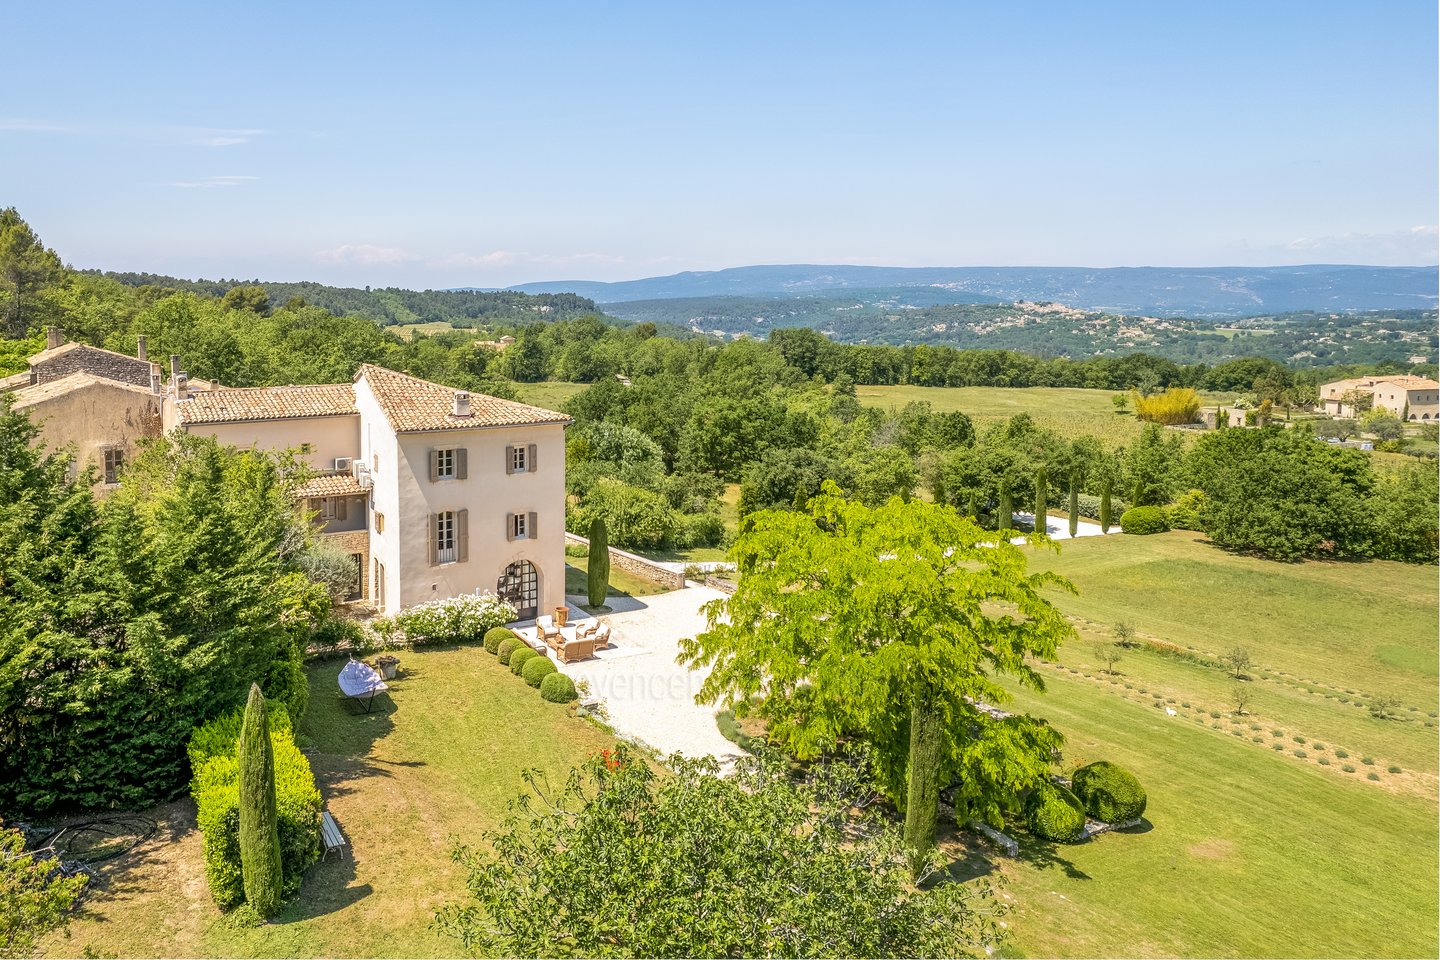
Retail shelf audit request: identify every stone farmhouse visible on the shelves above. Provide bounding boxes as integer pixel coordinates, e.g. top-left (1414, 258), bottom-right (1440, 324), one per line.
top-left (1, 330), bottom-right (570, 620)
top-left (1319, 375), bottom-right (1440, 421)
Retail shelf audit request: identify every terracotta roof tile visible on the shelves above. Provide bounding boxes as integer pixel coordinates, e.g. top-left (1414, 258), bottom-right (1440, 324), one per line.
top-left (356, 364), bottom-right (570, 432)
top-left (177, 383), bottom-right (357, 424)
top-left (8, 371), bottom-right (155, 409)
top-left (295, 472), bottom-right (367, 499)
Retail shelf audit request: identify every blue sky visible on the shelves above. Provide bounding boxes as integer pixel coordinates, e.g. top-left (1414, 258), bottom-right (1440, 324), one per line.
top-left (4, 1), bottom-right (1436, 288)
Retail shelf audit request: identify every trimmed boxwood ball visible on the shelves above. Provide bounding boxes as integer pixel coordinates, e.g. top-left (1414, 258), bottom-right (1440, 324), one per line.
top-left (1071, 760), bottom-right (1147, 823)
top-left (1119, 506), bottom-right (1169, 535)
top-left (1026, 783), bottom-right (1087, 843)
top-left (484, 627), bottom-right (516, 655)
top-left (496, 636), bottom-right (521, 664)
top-left (509, 647), bottom-right (539, 675)
top-left (540, 672), bottom-right (578, 703)
top-left (522, 655), bottom-right (557, 688)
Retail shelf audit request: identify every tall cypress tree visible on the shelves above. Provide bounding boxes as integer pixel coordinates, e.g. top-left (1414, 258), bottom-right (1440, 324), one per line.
top-left (587, 517), bottom-right (611, 608)
top-left (1068, 475), bottom-right (1080, 538)
top-left (1100, 479), bottom-right (1114, 534)
top-left (997, 480), bottom-right (1012, 532)
top-left (238, 683), bottom-right (282, 916)
top-left (1033, 467), bottom-right (1048, 535)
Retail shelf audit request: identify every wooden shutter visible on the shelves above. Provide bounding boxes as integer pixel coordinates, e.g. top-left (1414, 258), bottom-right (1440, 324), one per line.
top-left (528, 511), bottom-right (538, 540)
top-left (428, 449), bottom-right (439, 483)
top-left (457, 509), bottom-right (469, 562)
top-left (505, 512), bottom-right (516, 542)
top-left (504, 445), bottom-right (516, 475)
top-left (527, 443), bottom-right (538, 473)
top-left (456, 447), bottom-right (468, 480)
top-left (428, 512), bottom-right (439, 565)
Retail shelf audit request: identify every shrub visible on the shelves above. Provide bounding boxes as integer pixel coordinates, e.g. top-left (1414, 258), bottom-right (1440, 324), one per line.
top-left (1293, 735), bottom-right (1306, 744)
top-left (1317, 757), bottom-right (1330, 766)
top-left (1362, 756), bottom-right (1375, 765)
top-left (1387, 765), bottom-right (1402, 774)
top-left (1342, 764), bottom-right (1355, 773)
top-left (484, 627), bottom-right (517, 655)
top-left (1026, 783), bottom-right (1087, 843)
top-left (716, 709), bottom-right (759, 751)
top-left (189, 705), bottom-right (321, 911)
top-left (564, 542), bottom-right (589, 558)
top-left (1251, 736), bottom-right (1264, 743)
top-left (1075, 493), bottom-right (1128, 521)
top-left (540, 672), bottom-right (578, 703)
top-left (1133, 387), bottom-right (1202, 426)
top-left (1335, 749), bottom-right (1349, 759)
top-left (1367, 772), bottom-right (1380, 781)
top-left (1163, 489), bottom-right (1207, 531)
top-left (510, 647), bottom-right (540, 676)
top-left (496, 636), bottom-right (522, 664)
top-left (1313, 742), bottom-right (1325, 751)
top-left (522, 655), bottom-right (557, 688)
top-left (1271, 743), bottom-right (1284, 751)
top-left (393, 592), bottom-right (516, 646)
top-left (1272, 729), bottom-right (1283, 737)
top-left (1293, 750), bottom-right (1306, 758)
top-left (1210, 711), bottom-right (1221, 719)
top-left (1119, 506), bottom-right (1169, 535)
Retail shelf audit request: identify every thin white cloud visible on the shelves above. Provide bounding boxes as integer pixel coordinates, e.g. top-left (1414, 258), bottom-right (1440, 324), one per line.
top-left (316, 244), bottom-right (421, 265)
top-left (1286, 225), bottom-right (1438, 261)
top-left (189, 127), bottom-right (266, 147)
top-left (167, 175), bottom-right (260, 189)
top-left (0, 118), bottom-right (266, 146)
top-left (435, 250), bottom-right (625, 268)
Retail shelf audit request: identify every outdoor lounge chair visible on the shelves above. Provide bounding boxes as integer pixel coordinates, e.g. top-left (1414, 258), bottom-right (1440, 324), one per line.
top-left (559, 635), bottom-right (597, 664)
top-left (591, 622), bottom-right (612, 649)
top-left (536, 616), bottom-right (562, 649)
top-left (338, 658), bottom-right (389, 713)
top-left (575, 620), bottom-right (597, 638)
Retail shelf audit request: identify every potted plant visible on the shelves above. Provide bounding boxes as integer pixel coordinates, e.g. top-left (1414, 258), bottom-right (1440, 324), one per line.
top-left (375, 654), bottom-right (400, 680)
top-left (554, 606), bottom-right (569, 627)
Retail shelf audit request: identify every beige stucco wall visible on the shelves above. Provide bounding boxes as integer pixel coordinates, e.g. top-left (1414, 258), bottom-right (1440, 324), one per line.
top-left (14, 381), bottom-right (163, 493)
top-left (355, 375), bottom-right (566, 616)
top-left (180, 414), bottom-right (361, 472)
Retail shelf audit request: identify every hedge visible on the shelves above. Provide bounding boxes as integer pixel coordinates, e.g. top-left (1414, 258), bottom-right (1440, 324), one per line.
top-left (540, 673), bottom-right (578, 703)
top-left (510, 647), bottom-right (540, 676)
top-left (1163, 489), bottom-right (1207, 531)
top-left (1026, 783), bottom-right (1086, 843)
top-left (1119, 505), bottom-right (1169, 535)
top-left (496, 635), bottom-right (522, 664)
top-left (522, 655), bottom-right (558, 688)
top-left (393, 592), bottom-right (516, 646)
top-left (484, 627), bottom-right (517, 655)
top-left (1071, 761), bottom-right (1147, 823)
top-left (189, 704), bottom-right (322, 911)
top-left (1075, 493), bottom-right (1128, 521)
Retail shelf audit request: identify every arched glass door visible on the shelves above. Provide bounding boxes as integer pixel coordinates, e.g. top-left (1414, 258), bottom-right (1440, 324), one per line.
top-left (498, 561), bottom-right (538, 620)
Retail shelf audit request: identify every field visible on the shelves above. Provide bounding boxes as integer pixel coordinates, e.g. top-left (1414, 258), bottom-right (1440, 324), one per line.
top-left (387, 320), bottom-right (477, 340)
top-left (961, 532), bottom-right (1439, 957)
top-left (42, 648), bottom-right (617, 958)
top-left (513, 380), bottom-right (588, 412)
top-left (857, 384), bottom-right (1189, 446)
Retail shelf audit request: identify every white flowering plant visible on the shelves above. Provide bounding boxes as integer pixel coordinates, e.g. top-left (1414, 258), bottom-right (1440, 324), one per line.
top-left (394, 592), bottom-right (517, 646)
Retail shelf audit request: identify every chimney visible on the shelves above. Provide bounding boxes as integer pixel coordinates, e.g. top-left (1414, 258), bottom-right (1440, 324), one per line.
top-left (452, 391), bottom-right (472, 417)
top-left (46, 327), bottom-right (62, 350)
top-left (176, 372), bottom-right (190, 401)
top-left (209, 379), bottom-right (219, 392)
top-left (136, 335), bottom-right (148, 361)
top-left (170, 354), bottom-right (181, 380)
top-left (150, 370), bottom-right (162, 395)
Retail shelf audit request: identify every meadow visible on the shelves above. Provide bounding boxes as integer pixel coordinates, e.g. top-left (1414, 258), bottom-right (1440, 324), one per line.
top-left (965, 531), bottom-right (1440, 957)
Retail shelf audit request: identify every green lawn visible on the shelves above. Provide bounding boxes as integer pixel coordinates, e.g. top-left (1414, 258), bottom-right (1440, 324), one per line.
top-left (513, 380), bottom-right (588, 412)
top-left (46, 647), bottom-right (617, 958)
top-left (564, 554), bottom-right (672, 598)
top-left (963, 531), bottom-right (1440, 957)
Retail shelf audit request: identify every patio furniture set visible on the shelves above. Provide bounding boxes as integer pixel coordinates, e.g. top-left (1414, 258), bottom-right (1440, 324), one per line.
top-left (535, 614), bottom-right (612, 663)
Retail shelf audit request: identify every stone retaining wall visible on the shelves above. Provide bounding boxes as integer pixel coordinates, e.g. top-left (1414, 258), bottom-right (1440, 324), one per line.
top-left (564, 532), bottom-right (685, 590)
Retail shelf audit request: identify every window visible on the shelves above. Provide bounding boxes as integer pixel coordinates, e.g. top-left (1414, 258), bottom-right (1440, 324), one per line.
top-left (299, 442), bottom-right (314, 455)
top-left (103, 448), bottom-right (124, 485)
top-left (511, 445), bottom-right (527, 473)
top-left (507, 511), bottom-right (538, 541)
top-left (374, 511), bottom-right (385, 533)
top-left (435, 511), bottom-right (457, 563)
top-left (506, 444), bottom-right (537, 475)
top-left (512, 512), bottom-right (527, 539)
top-left (318, 497), bottom-right (338, 521)
top-left (436, 448), bottom-right (455, 479)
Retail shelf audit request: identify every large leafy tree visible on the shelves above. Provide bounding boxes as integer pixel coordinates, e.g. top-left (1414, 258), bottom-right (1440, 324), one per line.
top-left (0, 821), bottom-right (87, 959)
top-left (437, 746), bottom-right (1002, 958)
top-left (0, 208), bottom-right (64, 338)
top-left (680, 485), bottom-right (1073, 868)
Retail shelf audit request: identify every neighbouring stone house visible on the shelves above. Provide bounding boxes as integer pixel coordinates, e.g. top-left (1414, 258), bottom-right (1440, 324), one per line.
top-left (1319, 375), bottom-right (1440, 420)
top-left (3, 329), bottom-right (570, 619)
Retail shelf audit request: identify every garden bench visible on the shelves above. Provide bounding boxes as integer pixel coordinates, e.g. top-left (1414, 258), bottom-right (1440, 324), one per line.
top-left (320, 809), bottom-right (348, 861)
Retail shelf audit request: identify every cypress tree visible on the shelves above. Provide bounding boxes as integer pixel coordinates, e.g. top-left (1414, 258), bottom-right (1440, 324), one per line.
top-left (1033, 466), bottom-right (1048, 535)
top-left (1068, 475), bottom-right (1080, 538)
top-left (997, 480), bottom-right (1012, 532)
top-left (1100, 479), bottom-right (1113, 533)
top-left (238, 683), bottom-right (283, 916)
top-left (587, 517), bottom-right (611, 608)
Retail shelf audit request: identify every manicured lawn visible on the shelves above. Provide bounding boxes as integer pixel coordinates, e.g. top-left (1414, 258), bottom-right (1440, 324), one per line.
top-left (564, 555), bottom-right (672, 598)
top-left (45, 647), bottom-right (617, 958)
top-left (954, 531), bottom-right (1440, 957)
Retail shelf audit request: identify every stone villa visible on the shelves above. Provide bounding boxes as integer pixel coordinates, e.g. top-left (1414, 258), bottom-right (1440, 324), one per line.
top-left (1319, 374), bottom-right (1440, 420)
top-left (1, 329), bottom-right (570, 619)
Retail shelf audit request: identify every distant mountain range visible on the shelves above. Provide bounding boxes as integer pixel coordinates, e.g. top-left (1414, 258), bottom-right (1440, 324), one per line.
top-left (505, 263), bottom-right (1438, 318)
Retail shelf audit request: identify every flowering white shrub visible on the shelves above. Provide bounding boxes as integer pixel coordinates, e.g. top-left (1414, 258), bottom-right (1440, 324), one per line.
top-left (394, 592), bottom-right (517, 646)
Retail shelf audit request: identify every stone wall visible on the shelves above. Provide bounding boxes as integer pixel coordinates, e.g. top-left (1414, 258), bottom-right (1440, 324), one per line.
top-left (33, 346), bottom-right (152, 387)
top-left (564, 532), bottom-right (684, 591)
top-left (324, 529), bottom-right (371, 602)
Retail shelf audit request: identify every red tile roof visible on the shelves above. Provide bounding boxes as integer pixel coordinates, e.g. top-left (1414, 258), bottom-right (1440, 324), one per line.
top-left (177, 383), bottom-right (357, 424)
top-left (356, 364), bottom-right (570, 433)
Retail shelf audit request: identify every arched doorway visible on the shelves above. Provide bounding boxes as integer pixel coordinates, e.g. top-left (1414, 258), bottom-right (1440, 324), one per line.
top-left (498, 560), bottom-right (539, 620)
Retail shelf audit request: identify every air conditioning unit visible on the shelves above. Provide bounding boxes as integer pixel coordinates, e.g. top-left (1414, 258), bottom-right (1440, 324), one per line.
top-left (334, 457), bottom-right (353, 472)
top-left (351, 460), bottom-right (372, 490)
